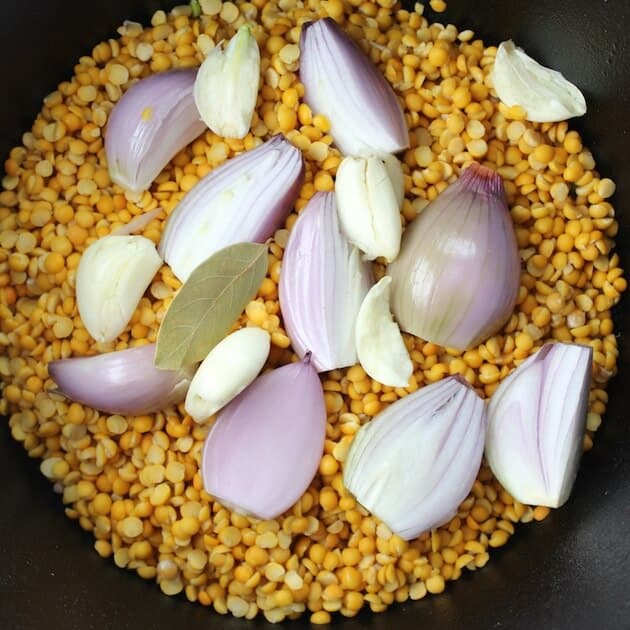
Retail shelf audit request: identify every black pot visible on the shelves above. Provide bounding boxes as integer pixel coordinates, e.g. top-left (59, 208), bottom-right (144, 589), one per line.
top-left (1, 1), bottom-right (629, 629)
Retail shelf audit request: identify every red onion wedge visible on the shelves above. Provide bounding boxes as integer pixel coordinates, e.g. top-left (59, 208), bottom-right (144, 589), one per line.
top-left (300, 18), bottom-right (409, 157)
top-left (388, 162), bottom-right (521, 350)
top-left (344, 376), bottom-right (487, 540)
top-left (201, 354), bottom-right (326, 520)
top-left (159, 134), bottom-right (304, 282)
top-left (486, 342), bottom-right (593, 508)
top-left (105, 69), bottom-right (206, 194)
top-left (279, 192), bottom-right (373, 372)
top-left (48, 344), bottom-right (194, 415)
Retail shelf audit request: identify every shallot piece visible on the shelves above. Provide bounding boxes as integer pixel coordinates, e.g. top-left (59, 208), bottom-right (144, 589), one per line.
top-left (388, 162), bottom-right (520, 350)
top-left (202, 354), bottom-right (326, 519)
top-left (300, 18), bottom-right (409, 157)
top-left (344, 376), bottom-right (487, 540)
top-left (105, 69), bottom-right (205, 194)
top-left (48, 344), bottom-right (194, 415)
top-left (486, 342), bottom-right (593, 508)
top-left (159, 134), bottom-right (303, 282)
top-left (279, 192), bottom-right (373, 372)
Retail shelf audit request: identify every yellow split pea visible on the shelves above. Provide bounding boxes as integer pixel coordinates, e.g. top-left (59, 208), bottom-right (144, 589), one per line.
top-left (0, 0), bottom-right (625, 625)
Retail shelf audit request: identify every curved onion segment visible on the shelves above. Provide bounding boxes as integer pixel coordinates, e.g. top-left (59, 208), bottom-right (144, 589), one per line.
top-left (300, 18), bottom-right (409, 157)
top-left (159, 134), bottom-right (304, 282)
top-left (486, 343), bottom-right (592, 508)
top-left (279, 192), bottom-right (373, 372)
top-left (105, 69), bottom-right (206, 194)
top-left (344, 376), bottom-right (487, 540)
top-left (201, 355), bottom-right (327, 520)
top-left (48, 344), bottom-right (194, 415)
top-left (388, 163), bottom-right (520, 350)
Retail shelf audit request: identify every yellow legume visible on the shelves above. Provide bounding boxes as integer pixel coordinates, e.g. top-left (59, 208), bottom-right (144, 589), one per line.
top-left (0, 4), bottom-right (623, 626)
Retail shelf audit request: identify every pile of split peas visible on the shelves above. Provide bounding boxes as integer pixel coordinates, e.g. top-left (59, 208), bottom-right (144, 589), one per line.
top-left (0, 0), bottom-right (625, 624)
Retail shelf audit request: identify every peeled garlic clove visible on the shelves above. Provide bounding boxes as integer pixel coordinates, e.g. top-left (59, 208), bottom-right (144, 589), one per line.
top-left (48, 344), bottom-right (194, 415)
top-left (185, 327), bottom-right (270, 423)
top-left (486, 343), bottom-right (592, 508)
top-left (355, 276), bottom-right (412, 388)
top-left (159, 134), bottom-right (303, 282)
top-left (388, 162), bottom-right (520, 350)
top-left (335, 155), bottom-right (402, 262)
top-left (279, 192), bottom-right (373, 372)
top-left (344, 376), bottom-right (487, 540)
top-left (202, 354), bottom-right (326, 519)
top-left (194, 25), bottom-right (260, 139)
top-left (382, 153), bottom-right (405, 208)
top-left (105, 69), bottom-right (206, 194)
top-left (491, 40), bottom-right (587, 123)
top-left (300, 18), bottom-right (409, 157)
top-left (76, 235), bottom-right (162, 343)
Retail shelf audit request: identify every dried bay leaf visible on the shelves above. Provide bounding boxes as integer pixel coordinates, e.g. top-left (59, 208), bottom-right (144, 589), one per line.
top-left (155, 242), bottom-right (268, 369)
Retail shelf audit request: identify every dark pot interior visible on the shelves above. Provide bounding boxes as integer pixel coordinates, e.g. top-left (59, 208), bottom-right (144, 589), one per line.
top-left (1, 1), bottom-right (629, 629)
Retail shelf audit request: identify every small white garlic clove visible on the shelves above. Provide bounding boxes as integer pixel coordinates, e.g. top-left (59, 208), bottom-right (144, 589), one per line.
top-left (185, 327), bottom-right (270, 423)
top-left (355, 276), bottom-right (412, 388)
top-left (381, 153), bottom-right (405, 208)
top-left (491, 40), bottom-right (586, 123)
top-left (193, 25), bottom-right (260, 139)
top-left (76, 235), bottom-right (162, 343)
top-left (335, 155), bottom-right (402, 262)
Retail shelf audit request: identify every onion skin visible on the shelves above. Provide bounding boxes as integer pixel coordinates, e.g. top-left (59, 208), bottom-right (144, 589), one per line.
top-left (201, 355), bottom-right (326, 520)
top-left (486, 342), bottom-right (592, 508)
top-left (159, 134), bottom-right (304, 282)
top-left (279, 191), bottom-right (373, 372)
top-left (48, 344), bottom-right (194, 415)
top-left (105, 69), bottom-right (206, 194)
top-left (388, 162), bottom-right (521, 350)
top-left (299, 18), bottom-right (409, 157)
top-left (344, 376), bottom-right (487, 540)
